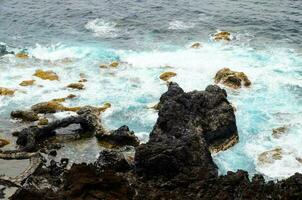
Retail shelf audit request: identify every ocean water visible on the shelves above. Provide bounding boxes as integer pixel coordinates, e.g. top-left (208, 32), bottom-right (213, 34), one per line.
top-left (0, 0), bottom-right (301, 180)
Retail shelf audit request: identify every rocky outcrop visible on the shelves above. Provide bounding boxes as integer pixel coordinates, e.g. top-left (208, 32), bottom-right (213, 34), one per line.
top-left (96, 125), bottom-right (140, 147)
top-left (214, 68), bottom-right (251, 89)
top-left (0, 44), bottom-right (14, 56)
top-left (15, 106), bottom-right (104, 151)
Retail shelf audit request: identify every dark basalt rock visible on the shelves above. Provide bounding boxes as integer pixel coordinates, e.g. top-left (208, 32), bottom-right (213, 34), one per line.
top-left (11, 110), bottom-right (39, 122)
top-left (95, 147), bottom-right (134, 172)
top-left (96, 125), bottom-right (140, 147)
top-left (15, 106), bottom-right (104, 151)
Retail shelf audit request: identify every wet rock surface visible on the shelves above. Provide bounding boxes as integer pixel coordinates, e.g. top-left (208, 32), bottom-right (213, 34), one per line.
top-left (2, 83), bottom-right (302, 199)
top-left (215, 68), bottom-right (251, 89)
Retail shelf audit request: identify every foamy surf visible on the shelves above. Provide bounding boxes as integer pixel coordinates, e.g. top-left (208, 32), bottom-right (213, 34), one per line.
top-left (85, 18), bottom-right (118, 38)
top-left (0, 40), bottom-right (301, 180)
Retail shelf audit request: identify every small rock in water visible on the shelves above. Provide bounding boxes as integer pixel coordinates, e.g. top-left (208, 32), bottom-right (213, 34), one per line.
top-left (0, 138), bottom-right (10, 148)
top-left (213, 31), bottom-right (231, 41)
top-left (19, 80), bottom-right (35, 86)
top-left (11, 110), bottom-right (39, 122)
top-left (52, 94), bottom-right (76, 103)
top-left (33, 69), bottom-right (59, 81)
top-left (15, 52), bottom-right (29, 59)
top-left (78, 78), bottom-right (87, 83)
top-left (214, 68), bottom-right (251, 89)
top-left (0, 87), bottom-right (15, 96)
top-left (258, 147), bottom-right (283, 165)
top-left (191, 42), bottom-right (202, 48)
top-left (99, 61), bottom-right (120, 68)
top-left (272, 126), bottom-right (288, 138)
top-left (67, 83), bottom-right (84, 90)
top-left (159, 71), bottom-right (177, 81)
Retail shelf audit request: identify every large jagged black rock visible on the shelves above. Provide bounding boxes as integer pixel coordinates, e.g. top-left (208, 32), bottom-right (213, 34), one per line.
top-left (135, 82), bottom-right (237, 179)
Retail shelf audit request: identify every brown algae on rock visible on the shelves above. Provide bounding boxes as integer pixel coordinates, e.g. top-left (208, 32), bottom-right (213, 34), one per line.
top-left (159, 71), bottom-right (177, 81)
top-left (33, 70), bottom-right (59, 81)
top-left (214, 68), bottom-right (251, 89)
top-left (19, 80), bottom-right (35, 86)
top-left (0, 87), bottom-right (15, 96)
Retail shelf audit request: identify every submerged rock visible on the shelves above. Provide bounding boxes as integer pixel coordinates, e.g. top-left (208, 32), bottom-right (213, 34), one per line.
top-left (0, 87), bottom-right (15, 96)
top-left (96, 125), bottom-right (140, 147)
top-left (52, 94), bottom-right (76, 103)
top-left (11, 110), bottom-right (39, 122)
top-left (0, 44), bottom-right (14, 56)
top-left (15, 52), bottom-right (29, 59)
top-left (100, 61), bottom-right (120, 68)
top-left (0, 138), bottom-right (10, 148)
top-left (66, 83), bottom-right (84, 90)
top-left (19, 80), bottom-right (35, 86)
top-left (214, 68), bottom-right (251, 89)
top-left (213, 31), bottom-right (231, 41)
top-left (159, 71), bottom-right (177, 81)
top-left (258, 147), bottom-right (283, 165)
top-left (33, 70), bottom-right (59, 81)
top-left (191, 42), bottom-right (202, 48)
top-left (272, 126), bottom-right (288, 138)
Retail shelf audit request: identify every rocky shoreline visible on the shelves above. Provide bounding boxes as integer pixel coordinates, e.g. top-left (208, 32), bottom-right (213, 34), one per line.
top-left (1, 82), bottom-right (302, 199)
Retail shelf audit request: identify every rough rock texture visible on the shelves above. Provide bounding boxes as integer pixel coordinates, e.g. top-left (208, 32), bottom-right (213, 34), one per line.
top-left (152, 82), bottom-right (238, 151)
top-left (215, 68), bottom-right (251, 89)
top-left (11, 110), bottom-right (39, 122)
top-left (67, 83), bottom-right (84, 90)
top-left (15, 106), bottom-right (103, 151)
top-left (213, 31), bottom-right (231, 41)
top-left (96, 125), bottom-right (140, 147)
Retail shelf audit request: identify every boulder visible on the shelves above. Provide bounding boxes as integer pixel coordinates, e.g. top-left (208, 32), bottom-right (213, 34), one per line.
top-left (135, 83), bottom-right (238, 180)
top-left (11, 110), bottom-right (39, 122)
top-left (214, 68), bottom-right (251, 89)
top-left (33, 70), bottom-right (59, 81)
top-left (159, 71), bottom-right (177, 81)
top-left (19, 80), bottom-right (35, 86)
top-left (96, 125), bottom-right (140, 147)
top-left (0, 87), bottom-right (15, 96)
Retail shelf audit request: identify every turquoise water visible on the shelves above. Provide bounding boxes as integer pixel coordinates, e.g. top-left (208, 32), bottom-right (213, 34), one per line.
top-left (0, 0), bottom-right (301, 180)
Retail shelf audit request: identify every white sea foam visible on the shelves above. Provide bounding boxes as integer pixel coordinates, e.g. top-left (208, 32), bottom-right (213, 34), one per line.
top-left (168, 20), bottom-right (195, 30)
top-left (85, 18), bottom-right (118, 38)
top-left (1, 42), bottom-right (301, 180)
